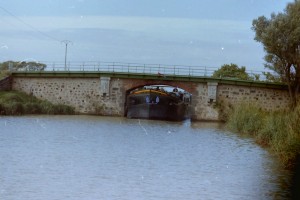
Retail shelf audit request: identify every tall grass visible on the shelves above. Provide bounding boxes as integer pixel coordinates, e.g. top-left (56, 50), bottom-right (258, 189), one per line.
top-left (0, 70), bottom-right (11, 79)
top-left (226, 102), bottom-right (300, 168)
top-left (0, 91), bottom-right (75, 115)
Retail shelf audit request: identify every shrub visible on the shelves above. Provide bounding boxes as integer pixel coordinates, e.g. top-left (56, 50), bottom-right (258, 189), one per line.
top-left (0, 91), bottom-right (75, 115)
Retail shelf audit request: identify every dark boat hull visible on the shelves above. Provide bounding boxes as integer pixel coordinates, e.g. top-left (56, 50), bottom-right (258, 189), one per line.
top-left (126, 90), bottom-right (190, 121)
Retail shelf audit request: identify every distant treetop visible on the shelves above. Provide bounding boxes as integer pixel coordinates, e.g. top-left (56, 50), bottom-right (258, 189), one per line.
top-left (0, 61), bottom-right (46, 72)
top-left (212, 63), bottom-right (255, 81)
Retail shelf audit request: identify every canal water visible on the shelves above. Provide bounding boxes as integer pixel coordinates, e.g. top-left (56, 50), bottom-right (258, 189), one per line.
top-left (0, 115), bottom-right (291, 200)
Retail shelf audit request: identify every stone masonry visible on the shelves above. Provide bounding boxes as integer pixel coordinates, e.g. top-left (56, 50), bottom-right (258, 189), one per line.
top-left (217, 84), bottom-right (290, 111)
top-left (12, 75), bottom-right (290, 121)
top-left (12, 77), bottom-right (123, 115)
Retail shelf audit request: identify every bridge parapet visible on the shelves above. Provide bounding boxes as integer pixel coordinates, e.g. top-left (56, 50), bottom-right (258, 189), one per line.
top-left (11, 71), bottom-right (287, 90)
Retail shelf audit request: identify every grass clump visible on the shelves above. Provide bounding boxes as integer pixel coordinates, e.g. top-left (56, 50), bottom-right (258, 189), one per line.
top-left (226, 102), bottom-right (300, 168)
top-left (0, 91), bottom-right (75, 115)
top-left (0, 70), bottom-right (10, 79)
top-left (226, 102), bottom-right (265, 136)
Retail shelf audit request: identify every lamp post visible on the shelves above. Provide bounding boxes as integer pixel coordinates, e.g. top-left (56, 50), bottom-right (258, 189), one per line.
top-left (61, 40), bottom-right (72, 70)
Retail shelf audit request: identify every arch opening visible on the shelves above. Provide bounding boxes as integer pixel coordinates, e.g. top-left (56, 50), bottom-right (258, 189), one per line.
top-left (125, 84), bottom-right (192, 121)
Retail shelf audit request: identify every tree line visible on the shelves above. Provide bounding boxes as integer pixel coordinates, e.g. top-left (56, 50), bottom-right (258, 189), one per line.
top-left (0, 61), bottom-right (46, 72)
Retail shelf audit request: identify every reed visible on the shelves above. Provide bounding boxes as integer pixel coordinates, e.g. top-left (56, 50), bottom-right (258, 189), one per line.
top-left (226, 102), bottom-right (265, 136)
top-left (226, 102), bottom-right (300, 168)
top-left (0, 91), bottom-right (75, 115)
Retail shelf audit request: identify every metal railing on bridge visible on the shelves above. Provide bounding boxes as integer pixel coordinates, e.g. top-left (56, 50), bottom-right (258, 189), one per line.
top-left (44, 61), bottom-right (217, 77)
top-left (12, 61), bottom-right (278, 81)
top-left (30, 61), bottom-right (268, 79)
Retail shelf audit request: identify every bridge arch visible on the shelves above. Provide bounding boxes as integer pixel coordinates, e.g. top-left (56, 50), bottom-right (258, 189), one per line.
top-left (121, 78), bottom-right (196, 95)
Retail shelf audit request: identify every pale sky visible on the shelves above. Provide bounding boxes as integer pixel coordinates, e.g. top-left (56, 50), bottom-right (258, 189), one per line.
top-left (0, 0), bottom-right (294, 71)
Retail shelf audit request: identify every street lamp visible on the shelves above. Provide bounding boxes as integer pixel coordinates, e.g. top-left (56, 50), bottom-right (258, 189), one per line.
top-left (61, 40), bottom-right (73, 70)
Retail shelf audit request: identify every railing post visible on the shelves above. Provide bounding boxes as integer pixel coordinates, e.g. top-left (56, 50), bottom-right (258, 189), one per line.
top-left (158, 64), bottom-right (160, 74)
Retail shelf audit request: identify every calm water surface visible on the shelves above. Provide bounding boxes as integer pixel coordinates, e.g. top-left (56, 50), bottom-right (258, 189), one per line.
top-left (0, 116), bottom-right (291, 200)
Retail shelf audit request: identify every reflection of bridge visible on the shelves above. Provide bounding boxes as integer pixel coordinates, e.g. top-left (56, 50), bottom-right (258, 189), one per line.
top-left (9, 62), bottom-right (289, 121)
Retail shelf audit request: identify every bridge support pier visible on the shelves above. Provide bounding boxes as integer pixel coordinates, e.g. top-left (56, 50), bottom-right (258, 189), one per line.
top-left (207, 82), bottom-right (218, 103)
top-left (100, 77), bottom-right (110, 97)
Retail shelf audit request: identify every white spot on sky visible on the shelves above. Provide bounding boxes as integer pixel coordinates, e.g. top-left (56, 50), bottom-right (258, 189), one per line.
top-left (221, 47), bottom-right (224, 50)
top-left (1, 45), bottom-right (8, 49)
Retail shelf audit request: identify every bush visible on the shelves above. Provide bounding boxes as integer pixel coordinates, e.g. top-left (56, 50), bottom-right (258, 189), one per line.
top-left (0, 91), bottom-right (75, 115)
top-left (24, 102), bottom-right (42, 114)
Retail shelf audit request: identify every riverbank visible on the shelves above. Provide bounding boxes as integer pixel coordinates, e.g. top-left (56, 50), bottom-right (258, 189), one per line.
top-left (0, 91), bottom-right (75, 115)
top-left (226, 102), bottom-right (300, 168)
top-left (225, 102), bottom-right (300, 198)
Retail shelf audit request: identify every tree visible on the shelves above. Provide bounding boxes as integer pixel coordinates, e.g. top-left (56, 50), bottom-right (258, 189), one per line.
top-left (0, 61), bottom-right (46, 72)
top-left (252, 0), bottom-right (300, 106)
top-left (212, 63), bottom-right (255, 80)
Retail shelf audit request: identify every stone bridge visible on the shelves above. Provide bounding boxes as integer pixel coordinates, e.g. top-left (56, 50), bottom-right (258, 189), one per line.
top-left (10, 71), bottom-right (289, 121)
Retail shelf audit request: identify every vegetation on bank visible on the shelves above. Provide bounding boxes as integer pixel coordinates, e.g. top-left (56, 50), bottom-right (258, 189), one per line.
top-left (225, 102), bottom-right (300, 169)
top-left (212, 63), bottom-right (261, 81)
top-left (0, 61), bottom-right (46, 79)
top-left (0, 91), bottom-right (75, 115)
top-left (252, 1), bottom-right (300, 106)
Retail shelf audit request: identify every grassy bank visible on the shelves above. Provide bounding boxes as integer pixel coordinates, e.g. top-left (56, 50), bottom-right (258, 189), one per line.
top-left (226, 102), bottom-right (300, 198)
top-left (226, 102), bottom-right (300, 168)
top-left (0, 91), bottom-right (75, 115)
top-left (227, 103), bottom-right (300, 168)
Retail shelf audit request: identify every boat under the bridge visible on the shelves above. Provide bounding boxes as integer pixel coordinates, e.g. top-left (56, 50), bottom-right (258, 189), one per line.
top-left (126, 86), bottom-right (191, 121)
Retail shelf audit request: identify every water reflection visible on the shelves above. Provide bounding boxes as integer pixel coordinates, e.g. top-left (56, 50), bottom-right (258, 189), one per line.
top-left (0, 115), bottom-right (291, 199)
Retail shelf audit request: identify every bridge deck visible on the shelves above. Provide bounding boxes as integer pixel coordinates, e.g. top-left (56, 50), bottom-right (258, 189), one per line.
top-left (11, 71), bottom-right (287, 90)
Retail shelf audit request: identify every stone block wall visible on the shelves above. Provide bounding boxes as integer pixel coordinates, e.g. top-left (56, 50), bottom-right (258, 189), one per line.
top-left (11, 76), bottom-right (291, 121)
top-left (12, 77), bottom-right (124, 115)
top-left (188, 83), bottom-right (219, 121)
top-left (217, 84), bottom-right (290, 111)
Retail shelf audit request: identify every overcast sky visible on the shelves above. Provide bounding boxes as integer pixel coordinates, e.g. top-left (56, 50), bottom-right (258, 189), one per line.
top-left (0, 0), bottom-right (294, 71)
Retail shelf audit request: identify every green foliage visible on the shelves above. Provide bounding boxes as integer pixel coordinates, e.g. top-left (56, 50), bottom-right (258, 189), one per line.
top-left (0, 70), bottom-right (11, 79)
top-left (0, 91), bottom-right (75, 115)
top-left (226, 102), bottom-right (265, 135)
top-left (226, 102), bottom-right (300, 168)
top-left (262, 72), bottom-right (282, 83)
top-left (0, 61), bottom-right (46, 72)
top-left (212, 63), bottom-right (254, 80)
top-left (252, 1), bottom-right (300, 105)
